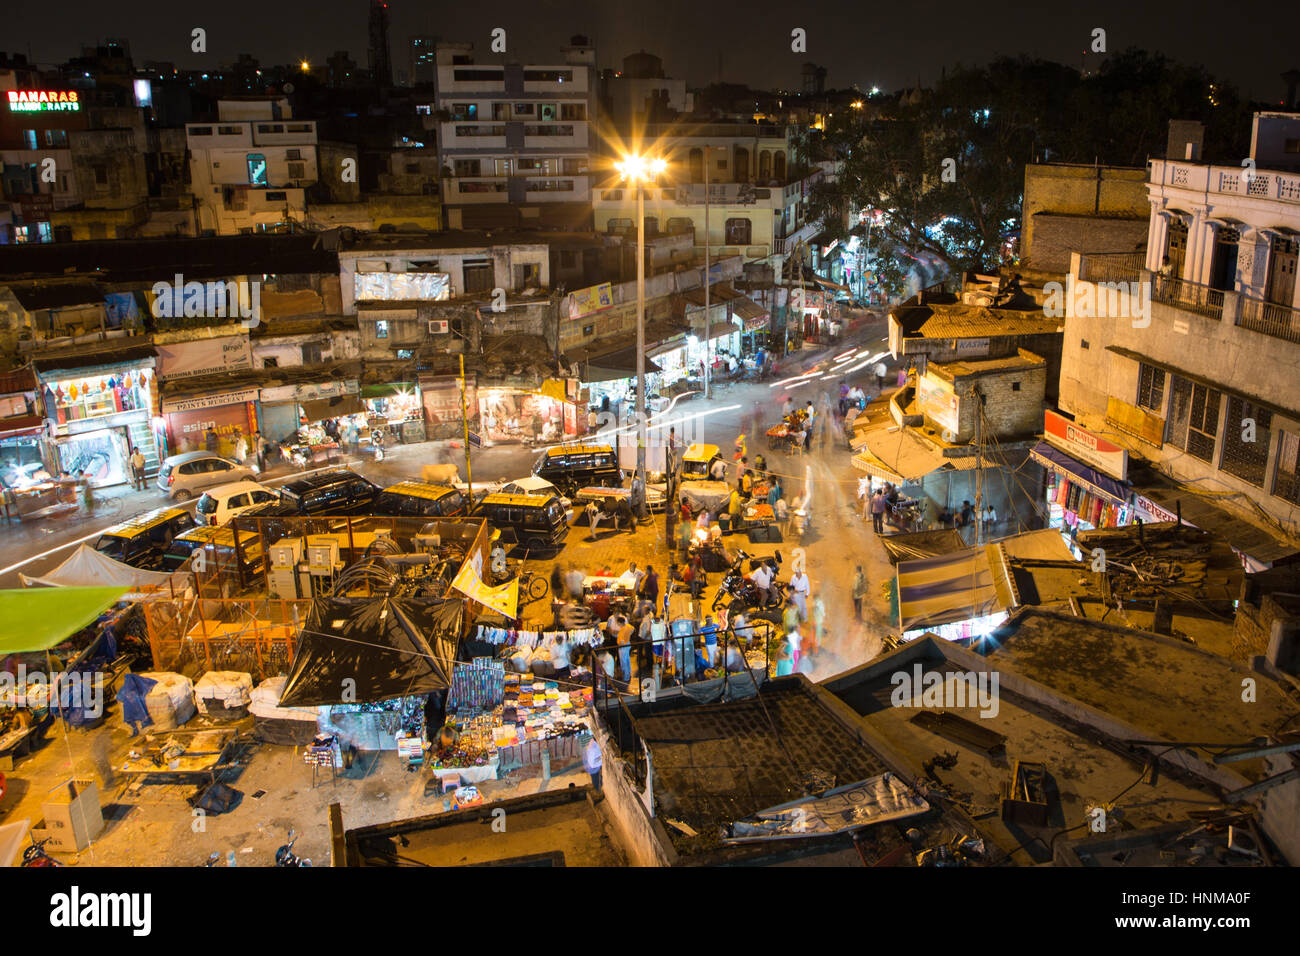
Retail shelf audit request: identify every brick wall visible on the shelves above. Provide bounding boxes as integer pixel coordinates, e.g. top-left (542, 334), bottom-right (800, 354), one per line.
top-left (1029, 214), bottom-right (1149, 274)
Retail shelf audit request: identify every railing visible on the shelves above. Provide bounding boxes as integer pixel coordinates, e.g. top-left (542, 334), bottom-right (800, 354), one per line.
top-left (1077, 251), bottom-right (1146, 284)
top-left (1150, 274), bottom-right (1225, 320)
top-left (1238, 296), bottom-right (1300, 344)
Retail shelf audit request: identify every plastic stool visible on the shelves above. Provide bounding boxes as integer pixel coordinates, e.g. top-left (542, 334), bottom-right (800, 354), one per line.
top-left (440, 773), bottom-right (461, 794)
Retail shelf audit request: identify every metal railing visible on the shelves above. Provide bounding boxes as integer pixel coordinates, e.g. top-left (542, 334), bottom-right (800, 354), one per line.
top-left (1237, 296), bottom-right (1300, 345)
top-left (1077, 251), bottom-right (1146, 284)
top-left (1150, 274), bottom-right (1225, 320)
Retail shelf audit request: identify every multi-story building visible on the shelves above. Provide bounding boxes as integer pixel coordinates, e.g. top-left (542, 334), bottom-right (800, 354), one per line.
top-left (1059, 112), bottom-right (1300, 567)
top-left (433, 38), bottom-right (597, 231)
top-left (409, 36), bottom-right (438, 87)
top-left (0, 69), bottom-right (87, 243)
top-left (186, 97), bottom-right (320, 235)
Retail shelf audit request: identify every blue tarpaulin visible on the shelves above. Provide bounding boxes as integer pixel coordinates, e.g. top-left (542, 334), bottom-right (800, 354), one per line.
top-left (117, 673), bottom-right (158, 734)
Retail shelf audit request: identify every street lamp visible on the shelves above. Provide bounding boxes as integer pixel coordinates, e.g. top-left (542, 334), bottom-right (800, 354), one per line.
top-left (615, 152), bottom-right (666, 516)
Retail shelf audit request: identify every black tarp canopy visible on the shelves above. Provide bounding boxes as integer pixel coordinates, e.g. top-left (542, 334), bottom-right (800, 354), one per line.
top-left (278, 595), bottom-right (464, 708)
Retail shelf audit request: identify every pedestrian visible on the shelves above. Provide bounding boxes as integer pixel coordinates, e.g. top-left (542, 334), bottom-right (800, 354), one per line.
top-left (789, 565), bottom-right (811, 621)
top-left (959, 499), bottom-right (975, 528)
top-left (642, 565), bottom-right (660, 607)
top-left (254, 430), bottom-right (267, 471)
top-left (204, 427), bottom-right (219, 454)
top-left (551, 635), bottom-right (571, 681)
top-left (775, 636), bottom-right (794, 676)
top-left (782, 596), bottom-right (800, 636)
top-left (128, 447), bottom-right (147, 491)
top-left (688, 554), bottom-right (706, 599)
top-left (786, 624), bottom-right (803, 671)
top-left (564, 565), bottom-right (585, 602)
top-left (984, 503), bottom-right (998, 529)
top-left (617, 615), bottom-right (635, 683)
top-left (768, 476), bottom-right (783, 508)
top-left (751, 558), bottom-right (774, 607)
top-left (584, 736), bottom-right (603, 793)
top-left (870, 489), bottom-right (887, 534)
top-left (852, 565), bottom-right (868, 620)
top-left (810, 595), bottom-right (825, 656)
top-left (875, 361), bottom-right (887, 391)
top-left (734, 433), bottom-right (747, 460)
top-left (550, 564), bottom-right (564, 601)
top-left (701, 614), bottom-right (719, 667)
top-left (781, 397), bottom-right (794, 419)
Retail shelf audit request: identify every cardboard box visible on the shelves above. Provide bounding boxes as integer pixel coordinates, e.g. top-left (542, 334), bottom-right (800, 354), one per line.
top-left (41, 778), bottom-right (104, 853)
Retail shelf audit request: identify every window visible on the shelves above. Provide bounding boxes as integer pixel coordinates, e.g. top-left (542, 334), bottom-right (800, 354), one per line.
top-left (190, 126), bottom-right (213, 136)
top-left (515, 263), bottom-right (540, 287)
top-left (561, 157), bottom-right (586, 175)
top-left (523, 70), bottom-right (572, 83)
top-left (264, 190), bottom-right (287, 201)
top-left (287, 162), bottom-right (306, 179)
top-left (397, 349), bottom-right (414, 359)
top-left (1274, 430), bottom-right (1300, 504)
top-left (263, 356), bottom-right (279, 368)
top-left (1166, 376), bottom-right (1221, 463)
top-left (560, 103), bottom-right (586, 121)
top-left (286, 148), bottom-right (302, 161)
top-left (376, 320), bottom-right (389, 338)
top-left (1137, 364), bottom-right (1166, 412)
top-left (256, 124), bottom-right (285, 134)
top-left (450, 103), bottom-right (477, 121)
top-left (44, 129), bottom-right (68, 147)
top-left (286, 123), bottom-right (311, 133)
top-left (453, 159), bottom-right (480, 177)
top-left (538, 104), bottom-right (558, 122)
top-left (724, 217), bottom-right (752, 244)
top-left (246, 153), bottom-right (268, 186)
top-left (93, 165), bottom-right (108, 185)
top-left (492, 103), bottom-right (512, 120)
top-left (218, 125), bottom-right (242, 135)
top-left (1219, 396), bottom-right (1273, 487)
top-left (301, 342), bottom-right (323, 364)
top-left (667, 217), bottom-right (694, 235)
top-left (463, 259), bottom-right (494, 294)
top-left (21, 129), bottom-right (38, 149)
top-left (513, 103), bottom-right (536, 116)
top-left (453, 68), bottom-right (504, 82)
top-left (582, 324), bottom-right (594, 336)
top-left (606, 218), bottom-right (633, 235)
top-left (1285, 139), bottom-right (1300, 154)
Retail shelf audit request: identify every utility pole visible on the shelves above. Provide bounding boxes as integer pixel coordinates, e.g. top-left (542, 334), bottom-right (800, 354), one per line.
top-left (459, 352), bottom-right (472, 502)
top-left (703, 146), bottom-right (712, 400)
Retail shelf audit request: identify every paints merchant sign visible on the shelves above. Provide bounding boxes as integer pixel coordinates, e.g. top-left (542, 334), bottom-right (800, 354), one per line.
top-left (7, 90), bottom-right (81, 112)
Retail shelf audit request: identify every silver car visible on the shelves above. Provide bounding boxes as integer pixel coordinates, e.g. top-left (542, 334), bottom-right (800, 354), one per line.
top-left (156, 451), bottom-right (255, 501)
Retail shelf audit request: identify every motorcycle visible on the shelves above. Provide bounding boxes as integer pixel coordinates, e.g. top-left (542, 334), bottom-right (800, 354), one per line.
top-left (274, 828), bottom-right (312, 867)
top-left (711, 550), bottom-right (785, 616)
top-left (21, 836), bottom-right (63, 867)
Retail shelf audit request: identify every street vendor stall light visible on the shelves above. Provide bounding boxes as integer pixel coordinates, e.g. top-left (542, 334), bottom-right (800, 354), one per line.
top-left (614, 152), bottom-right (667, 516)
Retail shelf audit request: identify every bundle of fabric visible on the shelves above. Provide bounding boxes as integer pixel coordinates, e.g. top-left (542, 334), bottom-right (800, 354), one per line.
top-left (248, 676), bottom-right (322, 745)
top-left (119, 672), bottom-right (195, 733)
top-left (194, 671), bottom-right (254, 720)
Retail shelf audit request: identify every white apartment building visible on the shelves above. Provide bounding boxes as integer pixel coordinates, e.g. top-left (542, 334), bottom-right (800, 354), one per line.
top-left (186, 97), bottom-right (319, 235)
top-left (434, 39), bottom-right (597, 231)
top-left (1060, 112), bottom-right (1300, 560)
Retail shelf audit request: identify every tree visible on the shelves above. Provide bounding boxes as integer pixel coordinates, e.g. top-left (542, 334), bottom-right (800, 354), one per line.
top-left (807, 52), bottom-right (1251, 280)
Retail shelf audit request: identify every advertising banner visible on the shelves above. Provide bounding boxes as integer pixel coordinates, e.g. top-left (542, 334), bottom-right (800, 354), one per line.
top-left (155, 336), bottom-right (252, 381)
top-left (1044, 409), bottom-right (1128, 481)
top-left (566, 283), bottom-right (614, 319)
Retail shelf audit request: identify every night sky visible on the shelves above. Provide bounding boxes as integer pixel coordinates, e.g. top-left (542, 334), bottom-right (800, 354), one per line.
top-left (8, 0), bottom-right (1298, 103)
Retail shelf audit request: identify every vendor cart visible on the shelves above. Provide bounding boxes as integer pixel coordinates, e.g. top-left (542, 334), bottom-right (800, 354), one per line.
top-left (766, 410), bottom-right (809, 452)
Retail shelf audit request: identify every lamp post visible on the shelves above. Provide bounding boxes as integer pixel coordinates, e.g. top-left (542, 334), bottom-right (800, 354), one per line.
top-left (616, 153), bottom-right (666, 517)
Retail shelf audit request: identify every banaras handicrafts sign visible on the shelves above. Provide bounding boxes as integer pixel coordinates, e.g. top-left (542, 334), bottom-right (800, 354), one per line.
top-left (7, 90), bottom-right (81, 112)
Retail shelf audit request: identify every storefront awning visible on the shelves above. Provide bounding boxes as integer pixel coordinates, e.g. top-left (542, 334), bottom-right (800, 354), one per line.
top-left (575, 345), bottom-right (662, 382)
top-left (360, 382), bottom-right (419, 399)
top-left (896, 548), bottom-right (1002, 632)
top-left (851, 427), bottom-right (953, 483)
top-left (0, 586), bottom-right (128, 654)
top-left (300, 395), bottom-right (365, 422)
top-left (1029, 441), bottom-right (1129, 506)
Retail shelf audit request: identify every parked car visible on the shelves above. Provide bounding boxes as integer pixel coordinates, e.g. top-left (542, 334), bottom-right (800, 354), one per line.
top-left (163, 524), bottom-right (266, 590)
top-left (157, 452), bottom-right (254, 501)
top-left (499, 475), bottom-right (574, 522)
top-left (473, 492), bottom-right (569, 553)
top-left (274, 469), bottom-right (380, 516)
top-left (531, 443), bottom-right (622, 496)
top-left (372, 480), bottom-right (467, 518)
top-left (196, 480), bottom-right (281, 527)
top-left (94, 507), bottom-right (196, 570)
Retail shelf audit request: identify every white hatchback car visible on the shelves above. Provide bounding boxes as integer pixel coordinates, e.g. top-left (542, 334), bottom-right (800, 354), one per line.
top-left (196, 480), bottom-right (281, 526)
top-left (500, 475), bottom-right (575, 522)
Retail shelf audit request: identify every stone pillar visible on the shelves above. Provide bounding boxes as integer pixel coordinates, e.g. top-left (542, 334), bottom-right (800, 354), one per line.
top-left (1147, 207), bottom-right (1164, 272)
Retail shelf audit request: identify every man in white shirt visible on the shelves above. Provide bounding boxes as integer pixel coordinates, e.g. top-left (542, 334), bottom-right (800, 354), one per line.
top-left (617, 562), bottom-right (642, 593)
top-left (584, 737), bottom-right (603, 793)
top-left (789, 567), bottom-right (811, 620)
top-left (750, 562), bottom-right (773, 607)
top-left (709, 457), bottom-right (729, 481)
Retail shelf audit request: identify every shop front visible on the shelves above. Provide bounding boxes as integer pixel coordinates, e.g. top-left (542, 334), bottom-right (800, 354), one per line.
top-left (478, 379), bottom-right (583, 445)
top-left (419, 373), bottom-right (476, 439)
top-left (1, 367), bottom-right (53, 486)
top-left (161, 387), bottom-right (260, 461)
top-left (39, 360), bottom-right (158, 489)
top-left (360, 382), bottom-right (426, 444)
top-left (258, 380), bottom-right (363, 461)
top-left (1031, 412), bottom-right (1132, 558)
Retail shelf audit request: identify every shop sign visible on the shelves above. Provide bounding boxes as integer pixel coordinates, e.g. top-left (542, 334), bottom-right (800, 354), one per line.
top-left (1134, 495), bottom-right (1178, 524)
top-left (155, 335), bottom-right (252, 380)
top-left (566, 282), bottom-right (614, 319)
top-left (161, 387), bottom-right (259, 414)
top-left (420, 376), bottom-right (475, 424)
top-left (917, 373), bottom-right (959, 434)
top-left (1044, 410), bottom-right (1128, 481)
top-left (7, 90), bottom-right (80, 112)
top-left (955, 337), bottom-right (989, 357)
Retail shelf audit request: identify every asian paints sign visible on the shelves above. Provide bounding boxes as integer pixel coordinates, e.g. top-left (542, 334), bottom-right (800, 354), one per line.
top-left (7, 90), bottom-right (81, 112)
top-left (1044, 410), bottom-right (1128, 481)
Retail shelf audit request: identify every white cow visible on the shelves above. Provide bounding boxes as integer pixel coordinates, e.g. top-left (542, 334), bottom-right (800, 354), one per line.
top-left (421, 463), bottom-right (460, 484)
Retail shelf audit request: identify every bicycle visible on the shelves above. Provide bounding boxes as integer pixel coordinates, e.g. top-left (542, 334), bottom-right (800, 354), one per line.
top-left (515, 569), bottom-right (550, 605)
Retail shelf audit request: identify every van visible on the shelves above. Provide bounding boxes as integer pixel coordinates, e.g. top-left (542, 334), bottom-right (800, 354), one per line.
top-left (164, 524), bottom-right (266, 589)
top-left (473, 492), bottom-right (569, 553)
top-left (196, 480), bottom-right (281, 527)
top-left (94, 507), bottom-right (197, 570)
top-left (276, 470), bottom-right (380, 516)
top-left (373, 480), bottom-right (466, 519)
top-left (531, 443), bottom-right (622, 495)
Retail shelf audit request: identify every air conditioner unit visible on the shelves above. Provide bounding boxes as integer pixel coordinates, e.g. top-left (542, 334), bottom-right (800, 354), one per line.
top-left (428, 319), bottom-right (449, 334)
top-left (306, 540), bottom-right (340, 571)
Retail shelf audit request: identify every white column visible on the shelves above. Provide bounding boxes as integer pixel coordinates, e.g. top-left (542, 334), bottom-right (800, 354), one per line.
top-left (1147, 206), bottom-right (1164, 272)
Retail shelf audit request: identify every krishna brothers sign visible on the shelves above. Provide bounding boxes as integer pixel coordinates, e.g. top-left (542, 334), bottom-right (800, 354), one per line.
top-left (7, 90), bottom-right (81, 112)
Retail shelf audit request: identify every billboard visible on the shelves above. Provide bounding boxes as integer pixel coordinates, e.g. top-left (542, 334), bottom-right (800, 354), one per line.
top-left (567, 283), bottom-right (614, 319)
top-left (1044, 409), bottom-right (1128, 481)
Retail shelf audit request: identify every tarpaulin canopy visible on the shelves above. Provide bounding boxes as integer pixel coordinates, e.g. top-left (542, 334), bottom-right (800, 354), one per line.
top-left (880, 529), bottom-right (969, 565)
top-left (896, 548), bottom-right (1002, 632)
top-left (726, 775), bottom-right (930, 844)
top-left (0, 586), bottom-right (128, 654)
top-left (19, 544), bottom-right (182, 593)
top-left (278, 595), bottom-right (464, 707)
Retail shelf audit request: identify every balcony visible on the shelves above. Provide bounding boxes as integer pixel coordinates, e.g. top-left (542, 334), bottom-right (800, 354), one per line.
top-left (1150, 158), bottom-right (1300, 205)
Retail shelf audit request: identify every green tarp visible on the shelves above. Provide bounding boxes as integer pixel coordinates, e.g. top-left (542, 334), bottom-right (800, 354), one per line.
top-left (0, 586), bottom-right (128, 654)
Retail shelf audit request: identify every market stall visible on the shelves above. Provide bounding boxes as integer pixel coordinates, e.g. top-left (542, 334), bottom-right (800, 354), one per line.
top-left (478, 382), bottom-right (582, 445)
top-left (40, 362), bottom-right (157, 489)
top-left (359, 383), bottom-right (426, 444)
